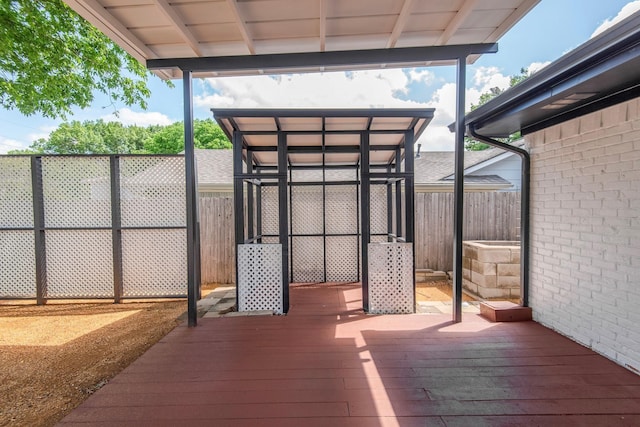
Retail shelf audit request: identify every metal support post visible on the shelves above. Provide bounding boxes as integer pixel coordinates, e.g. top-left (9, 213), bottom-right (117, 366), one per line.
top-left (360, 132), bottom-right (371, 311)
top-left (233, 131), bottom-right (245, 305)
top-left (31, 156), bottom-right (47, 305)
top-left (278, 132), bottom-right (290, 313)
top-left (110, 155), bottom-right (123, 303)
top-left (183, 71), bottom-right (198, 327)
top-left (452, 57), bottom-right (466, 323)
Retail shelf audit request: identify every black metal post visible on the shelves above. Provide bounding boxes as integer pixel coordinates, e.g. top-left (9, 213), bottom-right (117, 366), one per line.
top-left (247, 151), bottom-right (254, 241)
top-left (360, 132), bottom-right (371, 312)
top-left (183, 70), bottom-right (198, 327)
top-left (404, 131), bottom-right (416, 313)
top-left (278, 132), bottom-right (290, 312)
top-left (453, 57), bottom-right (466, 323)
top-left (110, 155), bottom-right (123, 303)
top-left (395, 147), bottom-right (403, 239)
top-left (256, 181), bottom-right (263, 244)
top-left (31, 156), bottom-right (47, 305)
top-left (386, 165), bottom-right (393, 242)
top-left (233, 131), bottom-right (245, 305)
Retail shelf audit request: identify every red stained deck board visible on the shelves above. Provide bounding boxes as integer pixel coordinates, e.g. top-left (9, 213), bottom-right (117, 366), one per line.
top-left (58, 283), bottom-right (640, 426)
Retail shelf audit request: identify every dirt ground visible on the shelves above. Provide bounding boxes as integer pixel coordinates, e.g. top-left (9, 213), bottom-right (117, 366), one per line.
top-left (0, 299), bottom-right (187, 427)
top-left (415, 280), bottom-right (475, 302)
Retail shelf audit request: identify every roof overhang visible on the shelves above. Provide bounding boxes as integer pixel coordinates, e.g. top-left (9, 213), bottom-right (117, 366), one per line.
top-left (463, 11), bottom-right (640, 137)
top-left (63, 0), bottom-right (540, 79)
top-left (213, 108), bottom-right (433, 167)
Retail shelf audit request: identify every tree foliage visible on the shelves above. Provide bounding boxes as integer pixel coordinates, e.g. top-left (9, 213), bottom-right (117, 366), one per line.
top-left (465, 68), bottom-right (530, 151)
top-left (0, 0), bottom-right (162, 119)
top-left (9, 119), bottom-right (231, 154)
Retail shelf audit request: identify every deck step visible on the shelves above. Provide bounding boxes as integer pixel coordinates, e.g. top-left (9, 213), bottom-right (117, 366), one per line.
top-left (480, 301), bottom-right (532, 322)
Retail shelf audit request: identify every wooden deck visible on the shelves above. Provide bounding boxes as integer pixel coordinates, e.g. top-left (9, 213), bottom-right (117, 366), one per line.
top-left (59, 283), bottom-right (640, 426)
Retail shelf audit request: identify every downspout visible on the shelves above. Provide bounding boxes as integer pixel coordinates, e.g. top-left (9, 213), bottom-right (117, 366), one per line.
top-left (467, 125), bottom-right (530, 307)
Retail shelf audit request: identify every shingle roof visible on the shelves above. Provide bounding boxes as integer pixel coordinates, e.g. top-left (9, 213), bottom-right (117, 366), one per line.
top-left (195, 146), bottom-right (512, 186)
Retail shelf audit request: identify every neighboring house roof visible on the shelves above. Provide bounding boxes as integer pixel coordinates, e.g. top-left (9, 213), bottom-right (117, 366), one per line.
top-left (195, 147), bottom-right (514, 192)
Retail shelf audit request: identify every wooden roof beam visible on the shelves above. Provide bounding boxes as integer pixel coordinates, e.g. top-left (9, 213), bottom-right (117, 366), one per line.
top-left (153, 0), bottom-right (203, 56)
top-left (386, 0), bottom-right (414, 49)
top-left (436, 0), bottom-right (478, 45)
top-left (226, 0), bottom-right (256, 55)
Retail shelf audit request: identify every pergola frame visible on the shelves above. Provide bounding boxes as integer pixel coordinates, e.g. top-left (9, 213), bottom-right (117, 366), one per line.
top-left (149, 43), bottom-right (500, 326)
top-left (213, 108), bottom-right (434, 314)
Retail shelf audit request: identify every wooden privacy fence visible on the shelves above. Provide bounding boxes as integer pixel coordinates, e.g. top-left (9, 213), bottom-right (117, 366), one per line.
top-left (199, 191), bottom-right (521, 284)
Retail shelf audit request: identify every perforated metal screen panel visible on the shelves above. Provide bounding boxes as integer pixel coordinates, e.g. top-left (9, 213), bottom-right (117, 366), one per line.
top-left (238, 244), bottom-right (283, 313)
top-left (291, 236), bottom-right (324, 282)
top-left (122, 229), bottom-right (186, 297)
top-left (368, 243), bottom-right (414, 314)
top-left (0, 156), bottom-right (34, 228)
top-left (291, 186), bottom-right (323, 234)
top-left (120, 157), bottom-right (186, 228)
top-left (42, 157), bottom-right (112, 228)
top-left (325, 186), bottom-right (357, 235)
top-left (261, 186), bottom-right (279, 236)
top-left (0, 231), bottom-right (36, 297)
top-left (45, 230), bottom-right (114, 298)
top-left (326, 236), bottom-right (358, 282)
top-left (370, 185), bottom-right (388, 235)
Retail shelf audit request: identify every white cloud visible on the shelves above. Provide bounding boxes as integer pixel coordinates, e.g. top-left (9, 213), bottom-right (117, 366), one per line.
top-left (527, 61), bottom-right (551, 74)
top-left (0, 136), bottom-right (28, 153)
top-left (27, 125), bottom-right (58, 143)
top-left (101, 108), bottom-right (174, 126)
top-left (591, 1), bottom-right (640, 38)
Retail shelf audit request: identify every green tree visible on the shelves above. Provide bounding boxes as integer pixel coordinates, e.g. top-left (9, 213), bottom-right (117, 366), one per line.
top-left (143, 119), bottom-right (231, 154)
top-left (11, 120), bottom-right (157, 154)
top-left (0, 0), bottom-right (166, 119)
top-left (465, 68), bottom-right (530, 150)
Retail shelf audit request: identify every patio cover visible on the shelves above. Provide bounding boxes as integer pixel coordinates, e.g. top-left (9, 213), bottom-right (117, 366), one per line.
top-left (64, 0), bottom-right (539, 78)
top-left (61, 0), bottom-right (541, 325)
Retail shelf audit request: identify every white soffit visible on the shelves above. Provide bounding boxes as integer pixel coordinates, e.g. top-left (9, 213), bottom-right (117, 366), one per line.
top-left (64, 0), bottom-right (539, 78)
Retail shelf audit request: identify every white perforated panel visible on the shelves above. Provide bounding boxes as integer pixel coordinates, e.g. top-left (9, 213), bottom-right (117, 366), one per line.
top-left (122, 229), bottom-right (187, 297)
top-left (46, 230), bottom-right (113, 298)
top-left (0, 230), bottom-right (36, 297)
top-left (291, 236), bottom-right (324, 282)
top-left (326, 236), bottom-right (358, 282)
top-left (0, 157), bottom-right (34, 228)
top-left (261, 186), bottom-right (279, 236)
top-left (120, 157), bottom-right (186, 228)
top-left (42, 157), bottom-right (112, 228)
top-left (325, 186), bottom-right (357, 234)
top-left (238, 244), bottom-right (283, 314)
top-left (370, 185), bottom-right (388, 235)
top-left (291, 186), bottom-right (322, 234)
top-left (368, 243), bottom-right (414, 314)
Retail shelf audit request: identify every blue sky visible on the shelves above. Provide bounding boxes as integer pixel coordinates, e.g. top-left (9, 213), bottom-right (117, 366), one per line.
top-left (1, 0), bottom-right (639, 153)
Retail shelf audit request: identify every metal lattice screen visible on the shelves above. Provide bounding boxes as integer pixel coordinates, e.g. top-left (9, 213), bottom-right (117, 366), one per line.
top-left (238, 244), bottom-right (283, 313)
top-left (368, 242), bottom-right (414, 314)
top-left (0, 155), bottom-right (187, 300)
top-left (0, 156), bottom-right (36, 297)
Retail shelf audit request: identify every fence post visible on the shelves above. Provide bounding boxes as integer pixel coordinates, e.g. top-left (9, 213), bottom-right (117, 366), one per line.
top-left (31, 156), bottom-right (47, 305)
top-left (110, 155), bottom-right (123, 303)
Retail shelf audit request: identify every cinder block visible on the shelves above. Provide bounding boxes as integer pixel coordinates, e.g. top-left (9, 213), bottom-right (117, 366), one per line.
top-left (497, 263), bottom-right (520, 277)
top-left (472, 271), bottom-right (496, 287)
top-left (476, 285), bottom-right (509, 299)
top-left (471, 259), bottom-right (496, 275)
top-left (463, 244), bottom-right (478, 260)
top-left (462, 278), bottom-right (478, 295)
top-left (477, 249), bottom-right (512, 264)
top-left (463, 267), bottom-right (471, 281)
top-left (497, 275), bottom-right (520, 288)
top-left (510, 248), bottom-right (521, 264)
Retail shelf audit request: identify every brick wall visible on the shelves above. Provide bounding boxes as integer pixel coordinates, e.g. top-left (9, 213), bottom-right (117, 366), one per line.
top-left (526, 98), bottom-right (640, 374)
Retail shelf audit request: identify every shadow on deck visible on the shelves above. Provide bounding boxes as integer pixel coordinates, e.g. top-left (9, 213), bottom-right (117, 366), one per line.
top-left (59, 283), bottom-right (640, 426)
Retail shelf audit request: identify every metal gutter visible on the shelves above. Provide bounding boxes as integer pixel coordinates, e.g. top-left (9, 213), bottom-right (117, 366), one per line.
top-left (468, 125), bottom-right (530, 307)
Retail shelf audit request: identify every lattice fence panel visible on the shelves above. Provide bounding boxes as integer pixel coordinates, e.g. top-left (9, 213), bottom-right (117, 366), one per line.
top-left (291, 186), bottom-right (323, 235)
top-left (368, 243), bottom-right (414, 314)
top-left (42, 157), bottom-right (112, 228)
top-left (120, 156), bottom-right (185, 228)
top-left (45, 230), bottom-right (113, 298)
top-left (238, 244), bottom-right (283, 313)
top-left (370, 185), bottom-right (388, 235)
top-left (326, 236), bottom-right (358, 282)
top-left (0, 230), bottom-right (36, 297)
top-left (0, 156), bottom-right (33, 228)
top-left (261, 186), bottom-right (279, 236)
top-left (325, 168), bottom-right (356, 182)
top-left (291, 236), bottom-right (324, 282)
top-left (122, 229), bottom-right (186, 297)
top-left (291, 169), bottom-right (322, 182)
top-left (325, 186), bottom-right (357, 235)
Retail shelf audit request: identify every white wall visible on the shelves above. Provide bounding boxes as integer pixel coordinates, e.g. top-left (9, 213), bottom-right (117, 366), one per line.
top-left (526, 98), bottom-right (640, 374)
top-left (470, 154), bottom-right (522, 191)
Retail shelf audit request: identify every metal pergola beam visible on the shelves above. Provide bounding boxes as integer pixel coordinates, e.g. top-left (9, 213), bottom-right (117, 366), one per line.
top-left (148, 44), bottom-right (498, 73)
